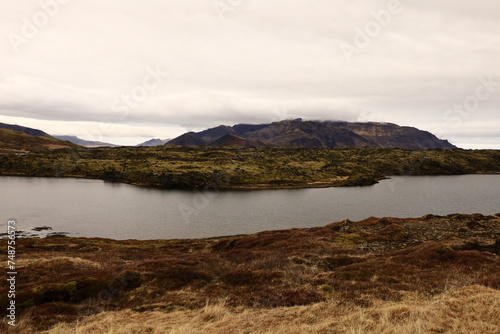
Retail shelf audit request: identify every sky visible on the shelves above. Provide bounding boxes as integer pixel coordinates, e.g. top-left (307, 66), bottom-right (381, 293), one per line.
top-left (0, 0), bottom-right (499, 148)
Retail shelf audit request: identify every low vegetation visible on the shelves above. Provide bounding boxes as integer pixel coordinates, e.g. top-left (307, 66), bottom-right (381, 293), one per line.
top-left (1, 213), bottom-right (499, 332)
top-left (0, 146), bottom-right (499, 189)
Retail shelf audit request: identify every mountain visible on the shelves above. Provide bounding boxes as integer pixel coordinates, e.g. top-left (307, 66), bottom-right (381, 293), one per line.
top-left (209, 134), bottom-right (267, 147)
top-left (170, 119), bottom-right (456, 149)
top-left (0, 122), bottom-right (52, 138)
top-left (196, 124), bottom-right (268, 142)
top-left (330, 122), bottom-right (456, 150)
top-left (137, 138), bottom-right (170, 147)
top-left (167, 132), bottom-right (208, 146)
top-left (0, 128), bottom-right (79, 153)
top-left (54, 135), bottom-right (118, 148)
top-left (240, 119), bottom-right (377, 148)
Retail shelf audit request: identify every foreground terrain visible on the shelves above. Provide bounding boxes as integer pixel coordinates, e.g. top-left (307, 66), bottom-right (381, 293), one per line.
top-left (1, 146), bottom-right (499, 189)
top-left (1, 213), bottom-right (499, 333)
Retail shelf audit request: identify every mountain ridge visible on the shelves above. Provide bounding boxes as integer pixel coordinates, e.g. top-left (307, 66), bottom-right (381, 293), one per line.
top-left (137, 138), bottom-right (170, 147)
top-left (53, 135), bottom-right (118, 148)
top-left (167, 119), bottom-right (456, 149)
top-left (0, 122), bottom-right (52, 138)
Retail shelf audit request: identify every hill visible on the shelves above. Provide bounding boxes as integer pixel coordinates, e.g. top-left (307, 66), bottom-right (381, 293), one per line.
top-left (0, 128), bottom-right (79, 153)
top-left (54, 135), bottom-right (118, 148)
top-left (0, 122), bottom-right (52, 138)
top-left (173, 119), bottom-right (456, 149)
top-left (137, 138), bottom-right (170, 146)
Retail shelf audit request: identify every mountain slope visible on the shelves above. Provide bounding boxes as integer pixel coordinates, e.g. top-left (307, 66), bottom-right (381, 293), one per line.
top-left (54, 135), bottom-right (118, 148)
top-left (0, 128), bottom-right (80, 153)
top-left (209, 134), bottom-right (267, 147)
top-left (0, 122), bottom-right (52, 138)
top-left (242, 119), bottom-right (378, 148)
top-left (331, 122), bottom-right (456, 149)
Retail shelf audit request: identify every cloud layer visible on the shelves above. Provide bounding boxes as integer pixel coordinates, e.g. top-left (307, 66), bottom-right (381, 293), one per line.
top-left (1, 0), bottom-right (499, 147)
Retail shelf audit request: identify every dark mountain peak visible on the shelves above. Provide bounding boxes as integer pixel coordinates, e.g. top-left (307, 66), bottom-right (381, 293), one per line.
top-left (0, 122), bottom-right (52, 138)
top-left (167, 132), bottom-right (208, 146)
top-left (195, 125), bottom-right (235, 142)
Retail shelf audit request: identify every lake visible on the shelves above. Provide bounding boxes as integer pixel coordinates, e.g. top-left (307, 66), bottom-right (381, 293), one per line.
top-left (1, 175), bottom-right (499, 239)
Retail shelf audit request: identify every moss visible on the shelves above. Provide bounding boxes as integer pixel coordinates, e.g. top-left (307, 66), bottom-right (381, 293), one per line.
top-left (336, 233), bottom-right (367, 247)
top-left (32, 281), bottom-right (78, 305)
top-left (436, 243), bottom-right (453, 254)
top-left (319, 284), bottom-right (334, 294)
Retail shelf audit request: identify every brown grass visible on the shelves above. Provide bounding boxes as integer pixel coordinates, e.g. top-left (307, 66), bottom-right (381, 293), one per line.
top-left (1, 214), bottom-right (498, 333)
top-left (36, 285), bottom-right (500, 334)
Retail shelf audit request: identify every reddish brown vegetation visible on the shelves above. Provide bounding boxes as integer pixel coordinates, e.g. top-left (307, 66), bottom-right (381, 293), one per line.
top-left (1, 213), bottom-right (499, 332)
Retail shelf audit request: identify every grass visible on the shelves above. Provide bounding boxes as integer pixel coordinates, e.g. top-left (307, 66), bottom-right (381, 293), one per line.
top-left (0, 213), bottom-right (499, 332)
top-left (17, 285), bottom-right (500, 333)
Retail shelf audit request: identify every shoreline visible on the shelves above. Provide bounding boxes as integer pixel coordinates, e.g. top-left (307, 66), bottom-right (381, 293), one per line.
top-left (3, 212), bottom-right (500, 242)
top-left (2, 171), bottom-right (499, 191)
top-left (1, 147), bottom-right (499, 191)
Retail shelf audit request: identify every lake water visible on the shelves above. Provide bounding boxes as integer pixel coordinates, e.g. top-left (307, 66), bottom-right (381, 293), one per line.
top-left (1, 175), bottom-right (499, 240)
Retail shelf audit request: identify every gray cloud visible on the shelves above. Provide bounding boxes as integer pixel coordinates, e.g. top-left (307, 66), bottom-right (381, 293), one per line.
top-left (0, 0), bottom-right (498, 147)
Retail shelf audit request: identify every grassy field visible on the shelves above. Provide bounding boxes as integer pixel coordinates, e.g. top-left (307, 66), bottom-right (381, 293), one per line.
top-left (0, 146), bottom-right (499, 189)
top-left (1, 213), bottom-right (499, 333)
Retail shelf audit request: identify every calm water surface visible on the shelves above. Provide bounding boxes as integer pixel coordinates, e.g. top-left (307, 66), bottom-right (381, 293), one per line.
top-left (1, 175), bottom-right (499, 239)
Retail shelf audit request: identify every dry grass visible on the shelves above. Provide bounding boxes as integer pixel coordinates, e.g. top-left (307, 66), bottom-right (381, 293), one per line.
top-left (39, 285), bottom-right (500, 334)
top-left (17, 256), bottom-right (102, 270)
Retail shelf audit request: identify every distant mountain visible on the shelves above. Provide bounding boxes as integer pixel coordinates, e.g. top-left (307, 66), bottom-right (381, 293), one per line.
top-left (0, 122), bottom-right (52, 138)
top-left (137, 138), bottom-right (170, 147)
top-left (167, 132), bottom-right (208, 146)
top-left (0, 128), bottom-right (79, 153)
top-left (168, 119), bottom-right (456, 149)
top-left (54, 135), bottom-right (118, 148)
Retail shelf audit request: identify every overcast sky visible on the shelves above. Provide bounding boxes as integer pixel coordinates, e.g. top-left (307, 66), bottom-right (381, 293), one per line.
top-left (1, 0), bottom-right (499, 147)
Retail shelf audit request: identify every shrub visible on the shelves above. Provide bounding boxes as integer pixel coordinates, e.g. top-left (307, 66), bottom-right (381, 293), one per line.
top-left (258, 289), bottom-right (324, 307)
top-left (153, 265), bottom-right (212, 290)
top-left (222, 269), bottom-right (282, 286)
